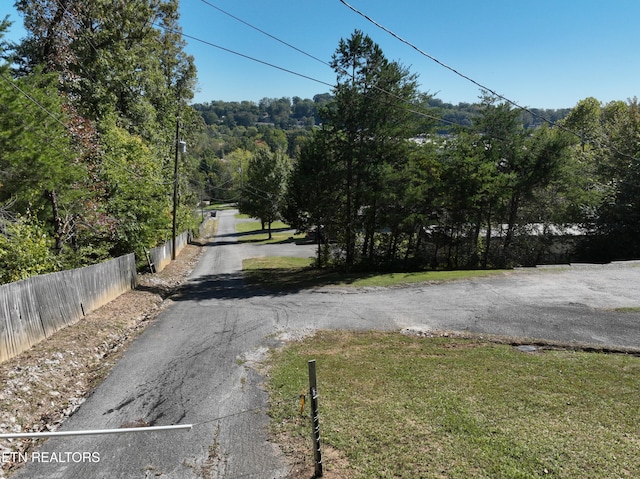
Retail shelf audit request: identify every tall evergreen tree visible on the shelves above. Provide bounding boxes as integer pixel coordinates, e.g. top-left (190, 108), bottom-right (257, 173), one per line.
top-left (323, 30), bottom-right (421, 268)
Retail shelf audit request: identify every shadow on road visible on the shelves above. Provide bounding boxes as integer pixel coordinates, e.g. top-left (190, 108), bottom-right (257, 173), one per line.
top-left (169, 272), bottom-right (307, 301)
top-left (215, 227), bottom-right (291, 239)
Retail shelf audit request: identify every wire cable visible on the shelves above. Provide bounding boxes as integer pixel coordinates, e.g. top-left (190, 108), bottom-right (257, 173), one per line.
top-left (336, 0), bottom-right (582, 132)
top-left (199, 0), bottom-right (330, 68)
top-left (155, 23), bottom-right (334, 90)
top-left (337, 0), bottom-right (536, 116)
top-left (338, 0), bottom-right (640, 161)
top-left (0, 71), bottom-right (69, 130)
top-left (192, 1), bottom-right (456, 127)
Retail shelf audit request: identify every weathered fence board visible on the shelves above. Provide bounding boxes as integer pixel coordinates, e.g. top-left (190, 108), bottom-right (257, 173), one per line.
top-left (0, 282), bottom-right (46, 362)
top-left (149, 231), bottom-right (191, 273)
top-left (0, 254), bottom-right (136, 363)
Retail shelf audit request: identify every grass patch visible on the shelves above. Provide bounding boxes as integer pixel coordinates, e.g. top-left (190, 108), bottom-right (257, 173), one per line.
top-left (613, 306), bottom-right (640, 313)
top-left (243, 256), bottom-right (509, 289)
top-left (208, 203), bottom-right (237, 211)
top-left (235, 220), bottom-right (305, 244)
top-left (267, 330), bottom-right (640, 478)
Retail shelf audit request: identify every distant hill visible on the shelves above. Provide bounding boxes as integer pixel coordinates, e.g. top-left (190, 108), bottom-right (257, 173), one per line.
top-left (193, 95), bottom-right (570, 133)
top-left (426, 98), bottom-right (571, 131)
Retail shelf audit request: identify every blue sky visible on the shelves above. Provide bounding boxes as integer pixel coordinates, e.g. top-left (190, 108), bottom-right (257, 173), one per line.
top-left (2, 1), bottom-right (640, 109)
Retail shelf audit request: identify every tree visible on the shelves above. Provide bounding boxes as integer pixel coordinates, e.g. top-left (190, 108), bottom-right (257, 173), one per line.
top-left (284, 129), bottom-right (343, 266)
top-left (285, 31), bottom-right (426, 269)
top-left (260, 97), bottom-right (293, 129)
top-left (590, 98), bottom-right (640, 259)
top-left (14, 0), bottom-right (197, 145)
top-left (292, 96), bottom-right (316, 126)
top-left (0, 213), bottom-right (58, 283)
top-left (258, 125), bottom-right (288, 153)
top-left (239, 148), bottom-right (291, 239)
top-left (550, 98), bottom-right (607, 226)
top-left (0, 66), bottom-right (84, 255)
top-left (9, 0), bottom-right (201, 265)
top-left (324, 30), bottom-right (422, 267)
top-left (561, 97), bottom-right (602, 152)
top-left (437, 131), bottom-right (497, 268)
top-left (477, 97), bottom-right (572, 266)
top-left (99, 117), bottom-right (173, 258)
top-left (468, 95), bottom-right (571, 266)
top-left (431, 95), bottom-right (573, 268)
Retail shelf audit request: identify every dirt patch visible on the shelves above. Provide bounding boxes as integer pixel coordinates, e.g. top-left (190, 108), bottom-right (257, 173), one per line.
top-left (268, 409), bottom-right (351, 479)
top-left (280, 437), bottom-right (352, 479)
top-left (0, 240), bottom-right (205, 477)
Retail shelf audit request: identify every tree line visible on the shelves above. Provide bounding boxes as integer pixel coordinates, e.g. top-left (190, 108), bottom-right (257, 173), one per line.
top-left (0, 1), bottom-right (201, 284)
top-left (241, 31), bottom-right (640, 270)
top-left (193, 95), bottom-right (570, 133)
top-left (193, 95), bottom-right (333, 129)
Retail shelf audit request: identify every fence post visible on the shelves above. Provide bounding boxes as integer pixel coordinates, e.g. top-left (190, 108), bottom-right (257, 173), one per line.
top-left (308, 359), bottom-right (323, 477)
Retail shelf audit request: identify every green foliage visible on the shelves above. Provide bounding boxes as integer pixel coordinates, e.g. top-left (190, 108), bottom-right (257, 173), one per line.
top-left (0, 68), bottom-right (80, 212)
top-left (586, 98), bottom-right (640, 259)
top-left (288, 30), bottom-right (436, 269)
top-left (99, 118), bottom-right (172, 257)
top-left (239, 148), bottom-right (291, 238)
top-left (286, 34), bottom-right (580, 271)
top-left (326, 30), bottom-right (425, 267)
top-left (4, 4), bottom-right (640, 279)
top-left (0, 17), bottom-right (11, 55)
top-left (427, 98), bottom-right (576, 268)
top-left (192, 97), bottom-right (321, 169)
top-left (0, 213), bottom-right (58, 283)
top-left (2, 0), bottom-right (202, 273)
top-left (14, 0), bottom-right (197, 147)
top-left (284, 130), bottom-right (341, 232)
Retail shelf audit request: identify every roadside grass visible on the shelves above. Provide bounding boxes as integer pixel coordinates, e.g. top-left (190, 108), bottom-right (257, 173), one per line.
top-left (209, 203), bottom-right (237, 210)
top-left (267, 330), bottom-right (640, 479)
top-left (234, 219), bottom-right (305, 244)
top-left (614, 306), bottom-right (640, 313)
top-left (243, 256), bottom-right (509, 289)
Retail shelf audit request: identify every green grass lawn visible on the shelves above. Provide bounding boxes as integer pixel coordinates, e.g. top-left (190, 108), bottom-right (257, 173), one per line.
top-left (614, 306), bottom-right (640, 313)
top-left (267, 330), bottom-right (640, 478)
top-left (234, 219), bottom-right (305, 244)
top-left (243, 256), bottom-right (510, 289)
top-left (208, 203), bottom-right (238, 211)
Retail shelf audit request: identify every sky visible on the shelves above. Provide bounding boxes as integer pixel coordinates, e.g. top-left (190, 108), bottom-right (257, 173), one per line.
top-left (2, 0), bottom-right (640, 109)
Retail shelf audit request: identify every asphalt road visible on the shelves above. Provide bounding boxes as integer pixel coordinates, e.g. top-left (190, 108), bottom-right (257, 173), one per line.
top-left (14, 209), bottom-right (640, 478)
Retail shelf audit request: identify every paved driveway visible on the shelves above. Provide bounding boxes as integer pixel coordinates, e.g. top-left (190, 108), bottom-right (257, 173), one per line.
top-left (14, 209), bottom-right (640, 478)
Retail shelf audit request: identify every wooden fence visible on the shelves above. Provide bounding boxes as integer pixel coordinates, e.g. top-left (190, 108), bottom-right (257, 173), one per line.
top-left (0, 254), bottom-right (137, 363)
top-left (148, 231), bottom-right (192, 273)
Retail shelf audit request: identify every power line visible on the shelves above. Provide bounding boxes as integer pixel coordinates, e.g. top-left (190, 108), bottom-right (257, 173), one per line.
top-left (338, 0), bottom-right (640, 161)
top-left (170, 4), bottom-right (455, 127)
top-left (337, 0), bottom-right (556, 123)
top-left (198, 0), bottom-right (330, 68)
top-left (0, 71), bottom-right (69, 130)
top-left (337, 1), bottom-right (574, 139)
top-left (156, 23), bottom-right (334, 90)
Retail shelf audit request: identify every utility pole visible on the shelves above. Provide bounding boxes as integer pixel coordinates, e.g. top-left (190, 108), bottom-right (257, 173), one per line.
top-left (172, 118), bottom-right (180, 261)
